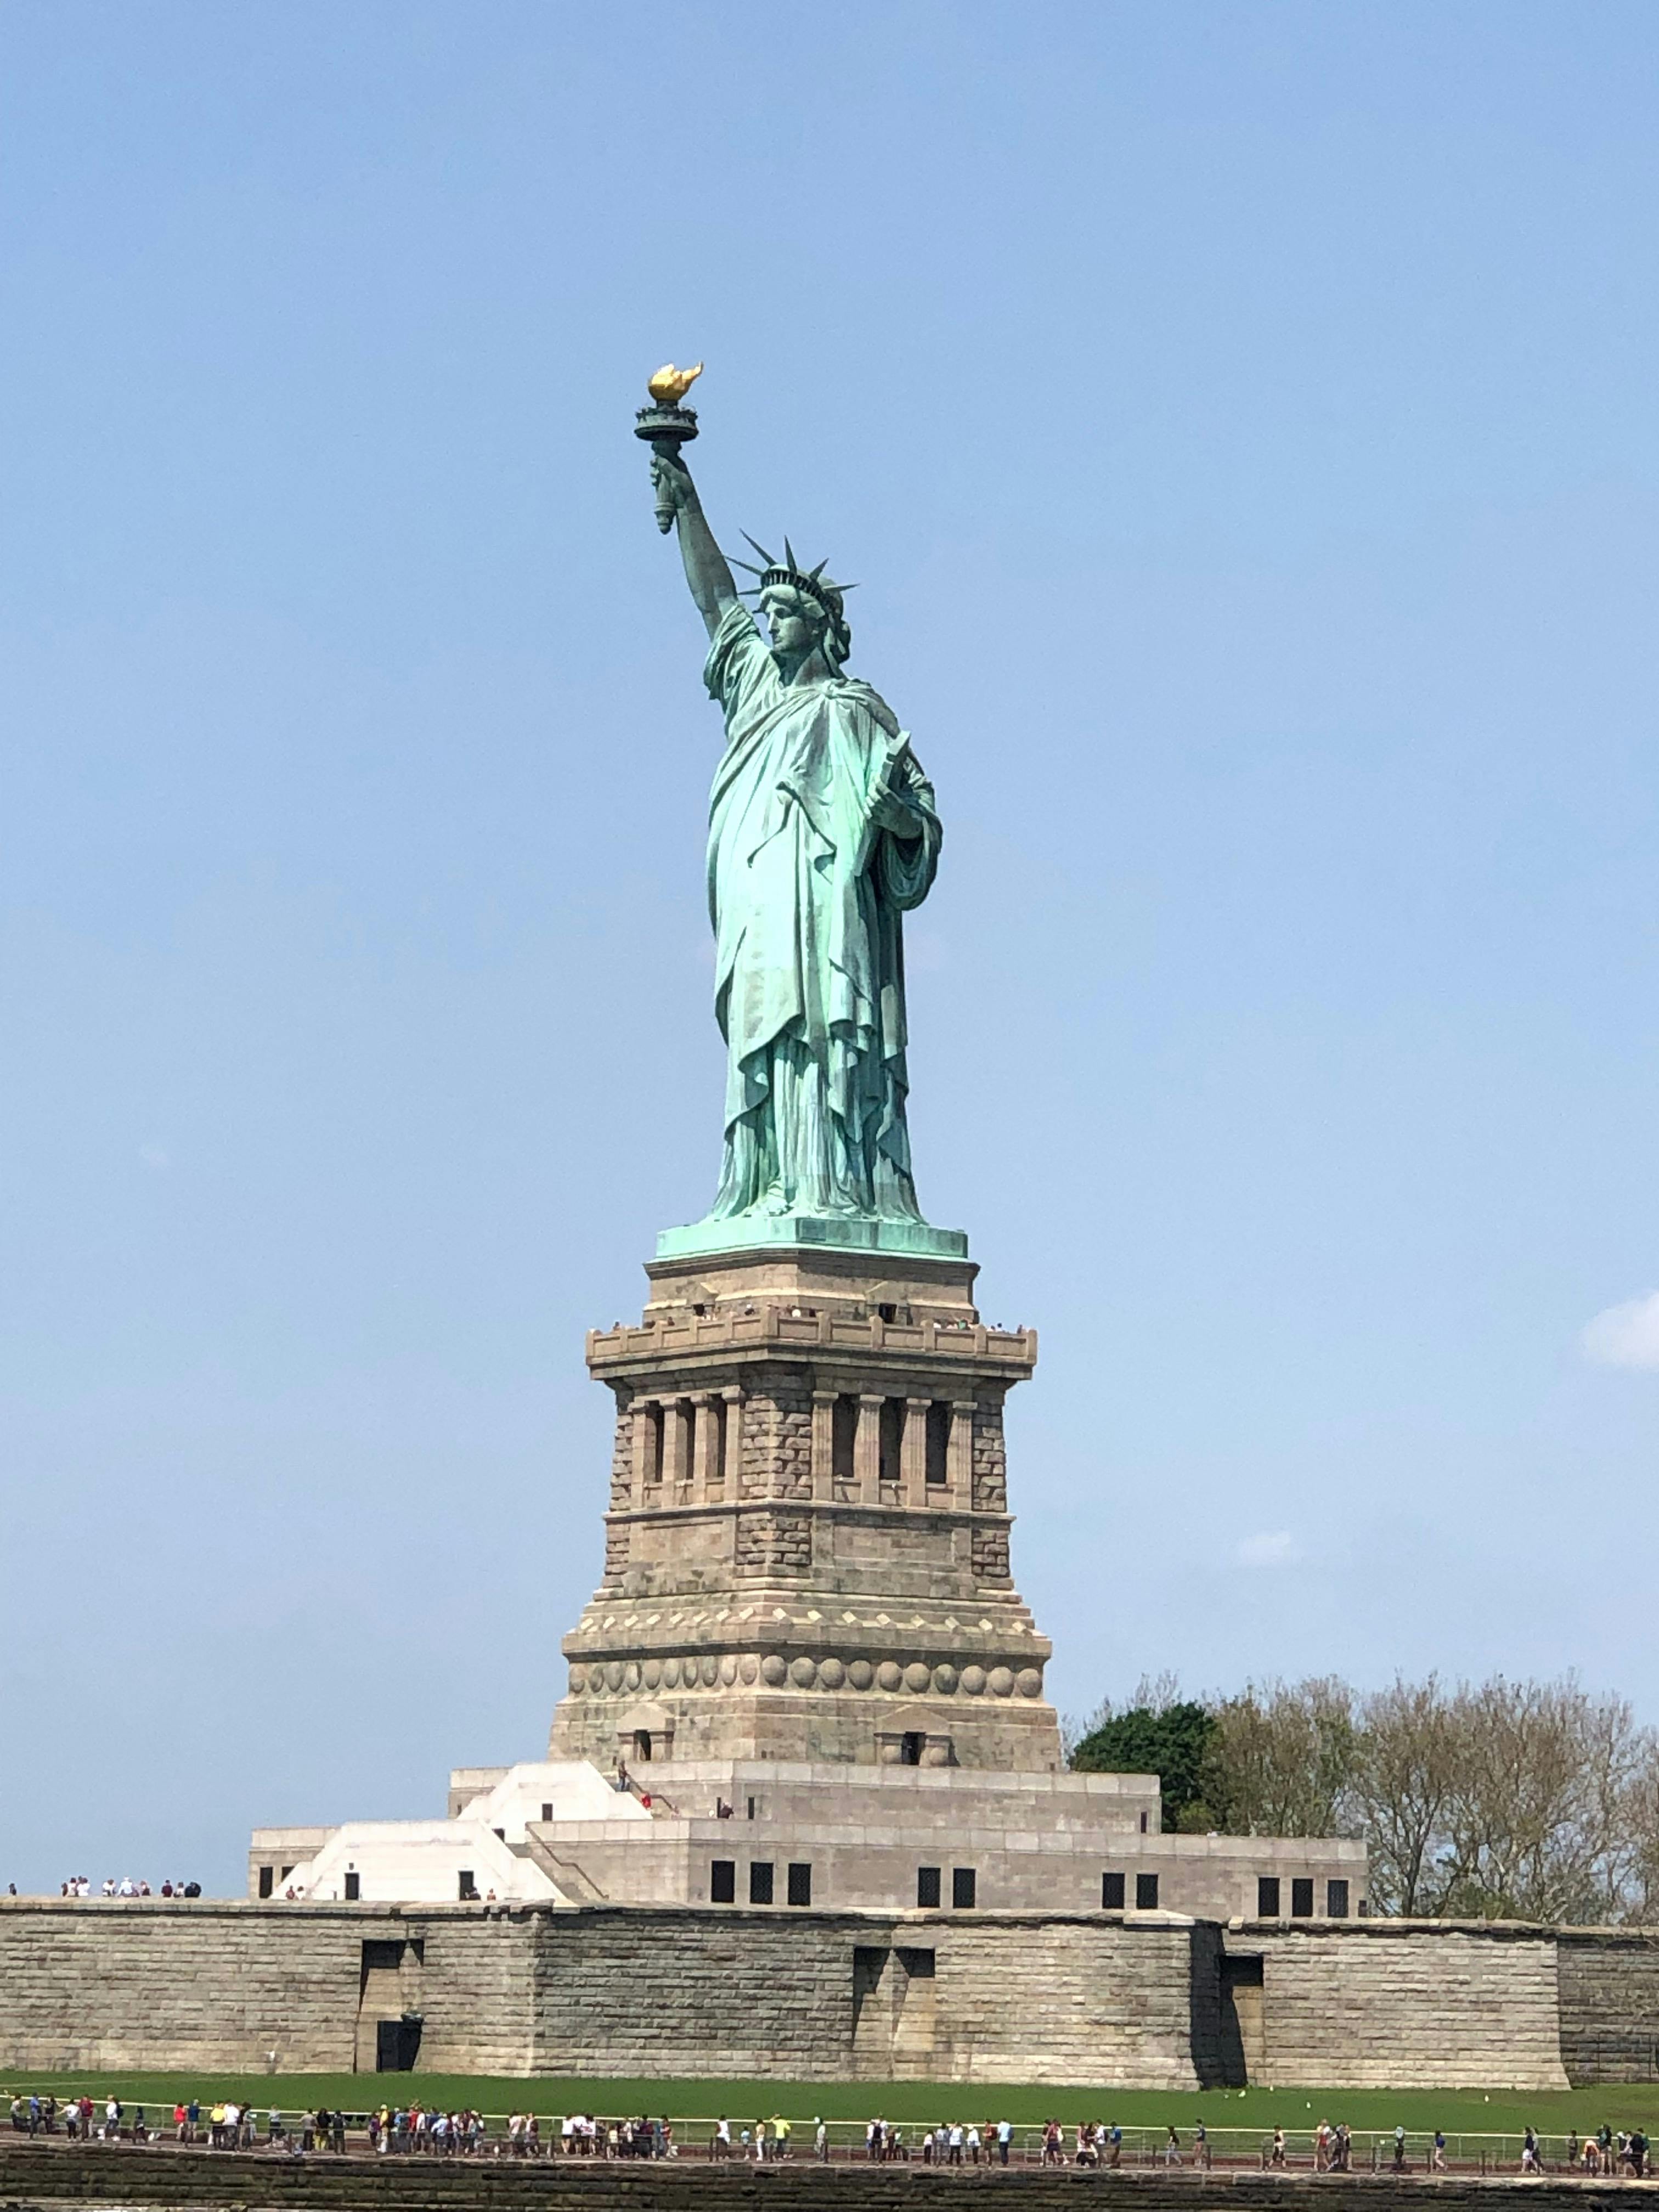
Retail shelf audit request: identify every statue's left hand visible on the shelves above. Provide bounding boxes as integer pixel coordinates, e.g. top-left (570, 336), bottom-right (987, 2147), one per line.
top-left (872, 741), bottom-right (924, 833)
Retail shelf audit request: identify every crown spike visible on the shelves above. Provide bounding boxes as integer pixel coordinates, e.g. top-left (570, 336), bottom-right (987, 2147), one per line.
top-left (741, 531), bottom-right (777, 566)
top-left (783, 535), bottom-right (798, 571)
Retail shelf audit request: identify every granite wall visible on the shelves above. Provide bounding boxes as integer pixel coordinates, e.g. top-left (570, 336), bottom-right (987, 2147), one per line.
top-left (3, 1899), bottom-right (1659, 2089)
top-left (1557, 1927), bottom-right (1659, 2084)
top-left (1226, 1920), bottom-right (1568, 2090)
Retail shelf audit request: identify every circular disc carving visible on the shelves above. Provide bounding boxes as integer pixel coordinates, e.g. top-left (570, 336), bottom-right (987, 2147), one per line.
top-left (818, 1657), bottom-right (846, 1690)
top-left (605, 1661), bottom-right (626, 1692)
top-left (642, 1660), bottom-right (662, 1690)
top-left (848, 1660), bottom-right (874, 1690)
top-left (624, 1661), bottom-right (642, 1692)
top-left (789, 1656), bottom-right (817, 1688)
top-left (661, 1658), bottom-right (680, 1689)
top-left (877, 1660), bottom-right (902, 1692)
top-left (1015, 1666), bottom-right (1043, 1699)
top-left (933, 1664), bottom-right (958, 1695)
top-left (903, 1661), bottom-right (931, 1694)
top-left (761, 1654), bottom-right (788, 1686)
top-left (738, 1654), bottom-right (759, 1685)
top-left (960, 1664), bottom-right (986, 1695)
top-left (702, 1655), bottom-right (721, 1687)
top-left (988, 1666), bottom-right (1014, 1697)
top-left (568, 1664), bottom-right (588, 1695)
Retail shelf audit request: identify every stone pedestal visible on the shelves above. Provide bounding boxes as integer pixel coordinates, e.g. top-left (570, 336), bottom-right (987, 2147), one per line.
top-left (549, 1241), bottom-right (1060, 1771)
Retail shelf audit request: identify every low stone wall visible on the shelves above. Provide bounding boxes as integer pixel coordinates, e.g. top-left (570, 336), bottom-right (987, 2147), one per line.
top-left (0, 2144), bottom-right (1650, 2212)
top-left (1227, 1921), bottom-right (1568, 2091)
top-left (529, 1910), bottom-right (1209, 2086)
top-left (0, 1900), bottom-right (371, 2075)
top-left (5, 1899), bottom-right (1659, 2088)
top-left (0, 1900), bottom-right (1208, 2087)
top-left (0, 2150), bottom-right (1654, 2212)
top-left (1557, 1927), bottom-right (1659, 2084)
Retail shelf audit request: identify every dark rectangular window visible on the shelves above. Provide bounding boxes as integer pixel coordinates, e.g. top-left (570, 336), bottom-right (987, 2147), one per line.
top-left (644, 1402), bottom-right (663, 1485)
top-left (1101, 1871), bottom-right (1125, 1910)
top-left (1257, 1876), bottom-right (1281, 1917)
top-left (749, 1860), bottom-right (774, 1905)
top-left (832, 1395), bottom-right (858, 1486)
top-left (952, 1866), bottom-right (977, 1910)
top-left (787, 1862), bottom-right (812, 1907)
top-left (458, 1871), bottom-right (475, 1900)
top-left (924, 1401), bottom-right (951, 1485)
top-left (1291, 1877), bottom-right (1314, 1918)
top-left (1139, 1809), bottom-right (1149, 1832)
top-left (540, 1803), bottom-right (553, 1822)
top-left (343, 1871), bottom-right (360, 1901)
top-left (917, 1865), bottom-right (941, 1909)
top-left (878, 1397), bottom-right (904, 1487)
top-left (257, 1865), bottom-right (274, 1899)
top-left (1135, 1872), bottom-right (1159, 1910)
top-left (710, 1859), bottom-right (736, 1903)
top-left (712, 1396), bottom-right (729, 1486)
top-left (1327, 1878), bottom-right (1350, 1918)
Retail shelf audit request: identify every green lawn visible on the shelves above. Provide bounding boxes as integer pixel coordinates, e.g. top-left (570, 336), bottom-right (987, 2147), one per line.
top-left (8, 2075), bottom-right (1659, 2152)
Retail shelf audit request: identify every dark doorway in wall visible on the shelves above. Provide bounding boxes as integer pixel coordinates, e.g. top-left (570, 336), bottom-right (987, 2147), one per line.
top-left (900, 1731), bottom-right (924, 1765)
top-left (634, 1729), bottom-right (652, 1762)
top-left (1216, 1953), bottom-right (1263, 2086)
top-left (375, 2016), bottom-right (422, 2072)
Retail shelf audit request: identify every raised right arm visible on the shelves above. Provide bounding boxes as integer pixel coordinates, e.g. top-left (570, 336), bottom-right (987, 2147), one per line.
top-left (650, 447), bottom-right (738, 639)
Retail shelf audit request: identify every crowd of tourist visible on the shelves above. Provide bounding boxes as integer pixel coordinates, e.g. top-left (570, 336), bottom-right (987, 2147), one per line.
top-left (52, 1877), bottom-right (203, 1898)
top-left (4, 2092), bottom-right (1654, 2174)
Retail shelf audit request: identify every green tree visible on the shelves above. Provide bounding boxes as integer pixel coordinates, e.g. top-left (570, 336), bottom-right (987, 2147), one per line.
top-left (1071, 1702), bottom-right (1218, 1831)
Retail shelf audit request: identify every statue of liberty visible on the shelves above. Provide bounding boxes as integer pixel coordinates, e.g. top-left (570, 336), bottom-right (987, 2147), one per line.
top-left (646, 419), bottom-right (945, 1242)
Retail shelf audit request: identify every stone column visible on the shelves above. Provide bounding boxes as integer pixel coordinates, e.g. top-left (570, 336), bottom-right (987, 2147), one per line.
top-left (630, 1397), bottom-right (658, 1510)
top-left (902, 1397), bottom-right (932, 1509)
top-left (948, 1398), bottom-right (977, 1508)
top-left (810, 1389), bottom-right (837, 1503)
top-left (690, 1392), bottom-right (714, 1502)
top-left (855, 1394), bottom-right (884, 1503)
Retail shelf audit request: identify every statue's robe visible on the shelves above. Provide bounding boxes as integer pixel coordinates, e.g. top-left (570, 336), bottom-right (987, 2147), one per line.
top-left (702, 600), bottom-right (940, 1221)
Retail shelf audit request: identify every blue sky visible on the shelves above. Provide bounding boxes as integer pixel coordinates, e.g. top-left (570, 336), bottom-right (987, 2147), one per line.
top-left (4, 2), bottom-right (1657, 1892)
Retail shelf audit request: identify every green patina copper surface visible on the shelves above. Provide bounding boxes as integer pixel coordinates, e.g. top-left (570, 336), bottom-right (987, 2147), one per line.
top-left (645, 407), bottom-right (965, 1263)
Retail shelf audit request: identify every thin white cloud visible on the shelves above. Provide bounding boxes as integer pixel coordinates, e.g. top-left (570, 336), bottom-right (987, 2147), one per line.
top-left (1237, 1530), bottom-right (1298, 1568)
top-left (1582, 1291), bottom-right (1659, 1371)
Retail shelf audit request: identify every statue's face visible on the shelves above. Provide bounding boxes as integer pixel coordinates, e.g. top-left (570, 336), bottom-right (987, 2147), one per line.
top-left (761, 588), bottom-right (820, 659)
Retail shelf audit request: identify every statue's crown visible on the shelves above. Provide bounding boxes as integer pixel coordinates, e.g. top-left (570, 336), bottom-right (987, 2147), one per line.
top-left (730, 534), bottom-right (854, 616)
